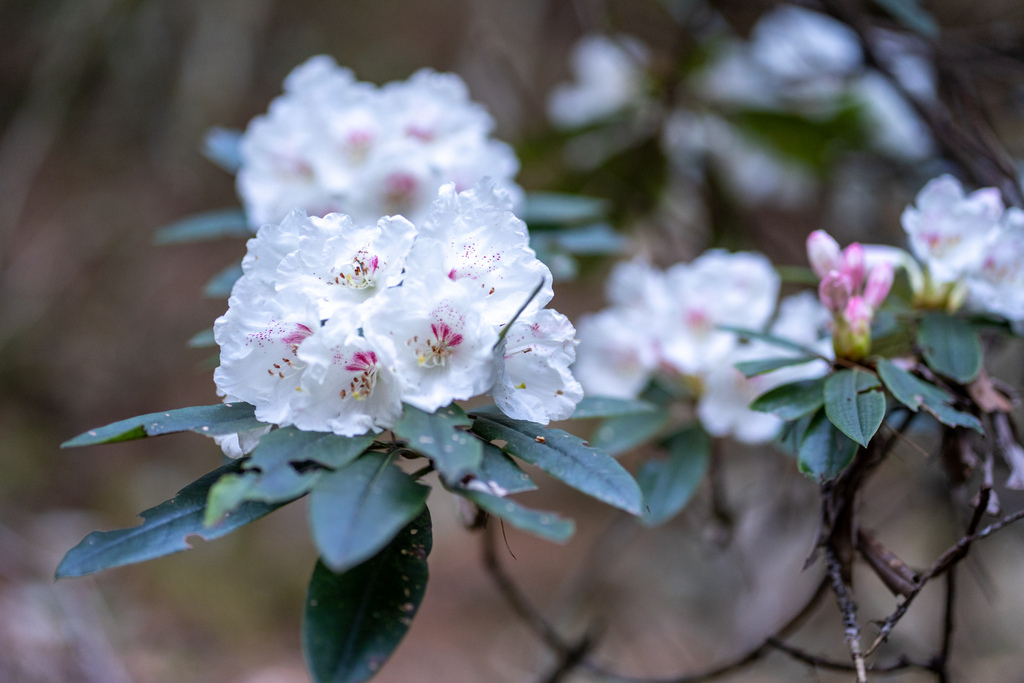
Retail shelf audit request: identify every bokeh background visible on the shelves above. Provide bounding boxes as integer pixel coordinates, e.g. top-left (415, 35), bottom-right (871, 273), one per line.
top-left (3, 0), bottom-right (1024, 681)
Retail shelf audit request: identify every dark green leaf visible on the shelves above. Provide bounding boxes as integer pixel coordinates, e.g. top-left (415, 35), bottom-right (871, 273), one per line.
top-left (872, 0), bottom-right (940, 38)
top-left (532, 223), bottom-right (626, 255)
top-left (57, 461), bottom-right (284, 578)
top-left (203, 127), bottom-right (243, 173)
top-left (751, 378), bottom-right (826, 421)
top-left (875, 360), bottom-right (982, 432)
top-left (459, 490), bottom-right (574, 542)
top-left (471, 414), bottom-right (643, 515)
top-left (569, 396), bottom-right (659, 419)
top-left (917, 313), bottom-right (983, 384)
top-left (824, 369), bottom-right (886, 447)
top-left (474, 443), bottom-right (536, 494)
top-left (923, 401), bottom-right (983, 432)
top-left (637, 427), bottom-right (711, 527)
top-left (62, 403), bottom-right (262, 448)
top-left (303, 509), bottom-right (431, 683)
top-left (520, 192), bottom-right (607, 226)
top-left (731, 105), bottom-right (866, 170)
top-left (735, 356), bottom-right (819, 378)
top-left (798, 409), bottom-right (858, 481)
top-left (187, 328), bottom-right (216, 348)
top-left (250, 426), bottom-right (374, 472)
top-left (590, 410), bottom-right (673, 456)
top-left (393, 404), bottom-right (482, 484)
top-left (776, 266), bottom-right (820, 285)
top-left (309, 453), bottom-right (429, 574)
top-left (204, 262), bottom-right (244, 298)
top-left (154, 208), bottom-right (250, 244)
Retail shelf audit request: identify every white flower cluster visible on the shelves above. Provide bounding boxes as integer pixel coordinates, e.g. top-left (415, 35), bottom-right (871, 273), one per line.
top-left (574, 253), bottom-right (831, 444)
top-left (900, 175), bottom-right (1024, 323)
top-left (214, 180), bottom-right (583, 443)
top-left (237, 56), bottom-right (522, 229)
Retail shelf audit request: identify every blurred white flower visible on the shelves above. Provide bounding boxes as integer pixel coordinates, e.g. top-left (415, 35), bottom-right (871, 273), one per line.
top-left (967, 208), bottom-right (1024, 323)
top-left (548, 34), bottom-right (649, 129)
top-left (237, 56), bottom-right (520, 228)
top-left (574, 306), bottom-right (661, 400)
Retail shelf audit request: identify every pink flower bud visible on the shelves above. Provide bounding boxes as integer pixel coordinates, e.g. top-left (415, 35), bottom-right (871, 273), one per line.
top-left (806, 230), bottom-right (843, 279)
top-left (833, 296), bottom-right (873, 361)
top-left (818, 271), bottom-right (853, 314)
top-left (843, 296), bottom-right (873, 332)
top-left (863, 262), bottom-right (894, 309)
top-left (842, 242), bottom-right (866, 291)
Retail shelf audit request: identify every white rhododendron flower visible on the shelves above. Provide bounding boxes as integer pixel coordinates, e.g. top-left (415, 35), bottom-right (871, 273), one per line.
top-left (493, 309), bottom-right (584, 424)
top-left (548, 34), bottom-right (649, 129)
top-left (967, 208), bottom-right (1024, 323)
top-left (362, 271), bottom-right (500, 414)
top-left (574, 307), bottom-right (661, 400)
top-left (237, 56), bottom-right (521, 228)
top-left (213, 179), bottom-right (582, 443)
top-left (660, 250), bottom-right (779, 375)
top-left (901, 174), bottom-right (1004, 284)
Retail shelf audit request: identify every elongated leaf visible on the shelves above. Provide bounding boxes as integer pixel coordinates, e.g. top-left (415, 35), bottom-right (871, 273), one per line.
top-left (393, 404), bottom-right (482, 484)
top-left (718, 325), bottom-right (827, 359)
top-left (638, 427), bottom-right (711, 527)
top-left (304, 509), bottom-right (431, 683)
top-left (250, 426), bottom-right (374, 472)
top-left (876, 359), bottom-right (982, 432)
top-left (460, 490), bottom-right (574, 542)
top-left (309, 454), bottom-right (429, 574)
top-left (590, 410), bottom-right (673, 456)
top-left (798, 409), bottom-right (858, 480)
top-left (824, 369), bottom-right (886, 447)
top-left (62, 403), bottom-right (262, 447)
top-left (471, 413), bottom-right (643, 515)
top-left (751, 378), bottom-right (826, 421)
top-left (735, 355), bottom-right (819, 378)
top-left (873, 0), bottom-right (940, 38)
top-left (474, 443), bottom-right (536, 494)
top-left (520, 192), bottom-right (607, 226)
top-left (204, 262), bottom-right (244, 298)
top-left (154, 208), bottom-right (250, 244)
top-left (917, 313), bottom-right (982, 384)
top-left (57, 461), bottom-right (284, 578)
top-left (531, 223), bottom-right (626, 256)
top-left (187, 328), bottom-right (216, 348)
top-left (569, 396), bottom-right (659, 419)
top-left (203, 127), bottom-right (244, 173)
top-left (205, 468), bottom-right (321, 526)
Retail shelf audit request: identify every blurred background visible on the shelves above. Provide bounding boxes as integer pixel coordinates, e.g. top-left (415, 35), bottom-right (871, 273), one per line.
top-left (3, 0), bottom-right (1024, 680)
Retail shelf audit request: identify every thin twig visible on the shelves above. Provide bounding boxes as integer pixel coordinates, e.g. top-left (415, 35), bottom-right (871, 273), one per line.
top-left (767, 638), bottom-right (933, 675)
top-left (825, 546), bottom-right (867, 682)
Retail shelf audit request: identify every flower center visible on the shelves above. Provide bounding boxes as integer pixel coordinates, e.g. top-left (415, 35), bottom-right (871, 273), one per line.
top-left (330, 249), bottom-right (381, 289)
top-left (341, 350), bottom-right (379, 400)
top-left (417, 321), bottom-right (464, 368)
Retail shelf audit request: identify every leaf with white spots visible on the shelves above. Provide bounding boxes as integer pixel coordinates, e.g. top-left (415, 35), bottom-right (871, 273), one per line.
top-left (61, 403), bottom-right (264, 448)
top-left (303, 509), bottom-right (431, 683)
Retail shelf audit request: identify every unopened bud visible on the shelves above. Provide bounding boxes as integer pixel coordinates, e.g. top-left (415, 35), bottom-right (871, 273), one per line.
top-left (819, 271), bottom-right (853, 314)
top-left (806, 230), bottom-right (843, 279)
top-left (863, 262), bottom-right (894, 309)
top-left (833, 296), bottom-right (873, 361)
top-left (842, 242), bottom-right (866, 291)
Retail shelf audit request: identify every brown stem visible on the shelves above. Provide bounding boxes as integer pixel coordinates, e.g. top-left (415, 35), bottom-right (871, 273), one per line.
top-left (826, 546), bottom-right (868, 682)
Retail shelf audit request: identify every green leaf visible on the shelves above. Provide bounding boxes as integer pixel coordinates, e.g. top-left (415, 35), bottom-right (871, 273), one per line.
top-left (470, 413), bottom-right (644, 516)
top-left (717, 325), bottom-right (827, 359)
top-left (520, 192), bottom-right (607, 227)
top-left (751, 378), bottom-right (826, 421)
top-left (187, 328), bottom-right (216, 348)
top-left (475, 442), bottom-right (536, 494)
top-left (798, 409), bottom-right (859, 481)
top-left (924, 401), bottom-right (983, 432)
top-left (309, 454), bottom-right (429, 574)
top-left (531, 223), bottom-right (626, 256)
top-left (56, 461), bottom-right (284, 578)
top-left (62, 403), bottom-right (263, 447)
top-left (590, 409), bottom-right (672, 456)
top-left (569, 396), bottom-right (659, 419)
top-left (735, 355), bottom-right (819, 378)
top-left (393, 404), bottom-right (482, 484)
top-left (776, 266), bottom-right (820, 285)
top-left (874, 360), bottom-right (982, 432)
top-left (303, 509), bottom-right (431, 683)
top-left (203, 127), bottom-right (243, 173)
top-left (824, 369), bottom-right (886, 447)
top-left (637, 427), bottom-right (711, 527)
top-left (154, 208), bottom-right (250, 244)
top-left (917, 313), bottom-right (983, 384)
top-left (872, 0), bottom-right (940, 38)
top-left (204, 262), bottom-right (244, 298)
top-left (459, 490), bottom-right (574, 543)
top-left (250, 426), bottom-right (374, 472)
top-left (730, 105), bottom-right (866, 170)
